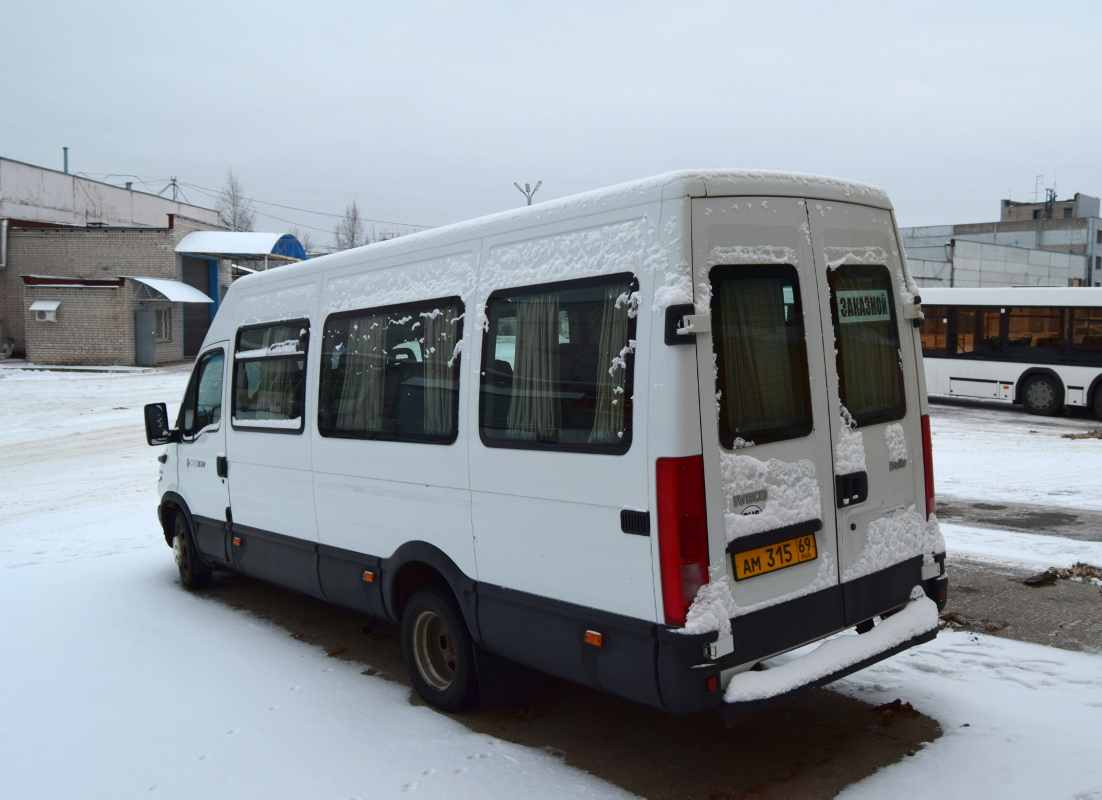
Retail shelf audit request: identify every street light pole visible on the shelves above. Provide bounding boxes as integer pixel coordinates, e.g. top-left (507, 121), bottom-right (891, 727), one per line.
top-left (514, 181), bottom-right (542, 206)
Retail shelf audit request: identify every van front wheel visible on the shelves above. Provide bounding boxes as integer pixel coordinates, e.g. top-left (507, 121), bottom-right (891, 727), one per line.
top-left (401, 587), bottom-right (479, 712)
top-left (172, 513), bottom-right (211, 590)
top-left (1021, 375), bottom-right (1062, 416)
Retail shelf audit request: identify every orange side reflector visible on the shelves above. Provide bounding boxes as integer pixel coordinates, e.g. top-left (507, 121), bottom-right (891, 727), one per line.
top-left (232, 536), bottom-right (242, 547)
top-left (584, 630), bottom-right (604, 647)
top-left (362, 571), bottom-right (376, 583)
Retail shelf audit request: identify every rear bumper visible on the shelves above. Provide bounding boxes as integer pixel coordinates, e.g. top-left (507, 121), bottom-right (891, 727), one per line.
top-left (720, 595), bottom-right (939, 716)
top-left (654, 556), bottom-right (947, 716)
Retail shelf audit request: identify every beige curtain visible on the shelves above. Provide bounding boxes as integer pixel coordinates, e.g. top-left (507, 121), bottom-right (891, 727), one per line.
top-left (718, 278), bottom-right (802, 434)
top-left (422, 307), bottom-right (458, 436)
top-left (335, 315), bottom-right (386, 431)
top-left (506, 294), bottom-right (560, 439)
top-left (589, 288), bottom-right (630, 443)
top-left (831, 270), bottom-right (901, 419)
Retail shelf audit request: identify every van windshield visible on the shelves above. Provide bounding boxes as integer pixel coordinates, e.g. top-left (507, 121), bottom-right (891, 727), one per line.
top-left (827, 264), bottom-right (906, 427)
top-left (711, 265), bottom-right (813, 448)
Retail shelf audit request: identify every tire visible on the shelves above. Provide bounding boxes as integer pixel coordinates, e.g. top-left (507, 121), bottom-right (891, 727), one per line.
top-left (1092, 387), bottom-right (1102, 420)
top-left (1020, 374), bottom-right (1063, 416)
top-left (172, 512), bottom-right (211, 590)
top-left (400, 586), bottom-right (479, 712)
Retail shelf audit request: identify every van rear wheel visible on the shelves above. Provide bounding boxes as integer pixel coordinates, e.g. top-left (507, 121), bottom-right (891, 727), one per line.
top-left (401, 586), bottom-right (479, 712)
top-left (172, 513), bottom-right (211, 590)
top-left (1021, 375), bottom-right (1062, 416)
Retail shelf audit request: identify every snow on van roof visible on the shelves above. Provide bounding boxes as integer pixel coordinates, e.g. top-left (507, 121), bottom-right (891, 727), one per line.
top-left (234, 170), bottom-right (892, 285)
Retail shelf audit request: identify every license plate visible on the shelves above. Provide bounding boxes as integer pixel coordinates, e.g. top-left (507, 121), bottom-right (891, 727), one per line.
top-left (733, 533), bottom-right (817, 580)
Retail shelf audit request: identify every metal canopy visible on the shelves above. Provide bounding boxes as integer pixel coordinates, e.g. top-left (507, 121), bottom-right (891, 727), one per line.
top-left (124, 277), bottom-right (213, 303)
top-left (174, 231), bottom-right (306, 261)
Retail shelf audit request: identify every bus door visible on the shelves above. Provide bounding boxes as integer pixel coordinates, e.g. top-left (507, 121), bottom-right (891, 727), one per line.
top-left (804, 200), bottom-right (927, 626)
top-left (690, 197), bottom-right (843, 664)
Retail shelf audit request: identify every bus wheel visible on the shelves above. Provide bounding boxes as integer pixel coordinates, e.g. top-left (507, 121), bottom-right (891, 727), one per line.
top-left (1021, 375), bottom-right (1062, 416)
top-left (172, 513), bottom-right (211, 590)
top-left (1093, 388), bottom-right (1102, 420)
top-left (401, 586), bottom-right (479, 712)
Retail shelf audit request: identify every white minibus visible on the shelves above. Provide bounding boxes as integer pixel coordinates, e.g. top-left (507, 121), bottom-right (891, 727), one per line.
top-left (920, 286), bottom-right (1102, 417)
top-left (144, 170), bottom-right (947, 716)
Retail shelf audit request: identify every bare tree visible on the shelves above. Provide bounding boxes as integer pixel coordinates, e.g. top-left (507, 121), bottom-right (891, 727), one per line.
top-left (366, 226), bottom-right (408, 244)
top-left (216, 169), bottom-right (255, 232)
top-left (333, 200), bottom-right (366, 251)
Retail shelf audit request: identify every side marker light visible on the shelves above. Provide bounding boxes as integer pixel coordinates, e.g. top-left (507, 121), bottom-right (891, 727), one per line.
top-left (707, 676), bottom-right (719, 693)
top-left (232, 536), bottom-right (242, 547)
top-left (362, 571), bottom-right (376, 583)
top-left (584, 630), bottom-right (604, 647)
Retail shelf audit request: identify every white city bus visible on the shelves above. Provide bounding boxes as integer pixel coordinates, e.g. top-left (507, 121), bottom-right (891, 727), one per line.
top-left (920, 287), bottom-right (1102, 417)
top-left (144, 171), bottom-right (946, 717)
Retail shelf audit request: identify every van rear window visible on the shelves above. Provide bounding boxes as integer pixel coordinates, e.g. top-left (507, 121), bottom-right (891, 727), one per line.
top-left (711, 265), bottom-right (813, 448)
top-left (479, 274), bottom-right (637, 453)
top-left (827, 264), bottom-right (906, 427)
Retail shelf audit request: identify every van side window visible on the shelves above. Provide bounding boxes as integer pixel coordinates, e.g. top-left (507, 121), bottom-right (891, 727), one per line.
top-left (318, 298), bottom-right (463, 443)
top-left (480, 274), bottom-right (637, 453)
top-left (180, 349), bottom-right (225, 438)
top-left (232, 321), bottom-right (308, 433)
top-left (827, 264), bottom-right (906, 427)
top-left (711, 265), bottom-right (813, 447)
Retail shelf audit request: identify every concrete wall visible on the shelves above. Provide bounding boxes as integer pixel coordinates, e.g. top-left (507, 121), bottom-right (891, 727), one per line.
top-left (907, 240), bottom-right (1087, 288)
top-left (0, 157), bottom-right (219, 227)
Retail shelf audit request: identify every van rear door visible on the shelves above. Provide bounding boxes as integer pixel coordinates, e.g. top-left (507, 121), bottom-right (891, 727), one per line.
top-left (690, 197), bottom-right (844, 664)
top-left (805, 200), bottom-right (931, 625)
top-left (691, 197), bottom-right (934, 666)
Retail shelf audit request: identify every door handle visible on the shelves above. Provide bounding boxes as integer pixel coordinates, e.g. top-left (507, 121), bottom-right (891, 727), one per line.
top-left (216, 456), bottom-right (228, 478)
top-left (835, 471), bottom-right (868, 508)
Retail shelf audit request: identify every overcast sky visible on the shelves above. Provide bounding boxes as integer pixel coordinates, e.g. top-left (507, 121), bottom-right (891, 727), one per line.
top-left (6, 1), bottom-right (1101, 243)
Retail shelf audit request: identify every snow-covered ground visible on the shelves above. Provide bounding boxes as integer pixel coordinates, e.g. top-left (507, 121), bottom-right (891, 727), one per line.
top-left (930, 399), bottom-right (1102, 511)
top-left (2, 366), bottom-right (1101, 798)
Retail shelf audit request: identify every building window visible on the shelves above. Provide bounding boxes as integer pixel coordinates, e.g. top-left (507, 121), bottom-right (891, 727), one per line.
top-left (1096, 230), bottom-right (1101, 244)
top-left (1064, 207), bottom-right (1073, 218)
top-left (154, 308), bottom-right (172, 342)
top-left (1033, 210), bottom-right (1043, 219)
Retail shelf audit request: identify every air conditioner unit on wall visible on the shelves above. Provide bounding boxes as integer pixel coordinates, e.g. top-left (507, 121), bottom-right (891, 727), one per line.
top-left (30, 300), bottom-right (60, 323)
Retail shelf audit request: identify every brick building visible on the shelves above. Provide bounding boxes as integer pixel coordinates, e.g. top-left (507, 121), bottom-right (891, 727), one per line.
top-left (0, 157), bottom-right (304, 366)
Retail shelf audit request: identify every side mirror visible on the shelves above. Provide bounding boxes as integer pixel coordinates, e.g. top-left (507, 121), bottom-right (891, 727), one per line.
top-left (144, 402), bottom-right (179, 446)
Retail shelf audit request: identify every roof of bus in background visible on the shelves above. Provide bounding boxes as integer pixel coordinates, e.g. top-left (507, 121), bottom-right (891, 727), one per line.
top-left (922, 287), bottom-right (1102, 307)
top-left (228, 169), bottom-right (893, 288)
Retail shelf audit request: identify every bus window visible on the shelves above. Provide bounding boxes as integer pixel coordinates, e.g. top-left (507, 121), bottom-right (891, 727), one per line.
top-left (1072, 308), bottom-right (1102, 352)
top-left (827, 264), bottom-right (906, 427)
top-left (954, 307), bottom-right (1002, 355)
top-left (1008, 307), bottom-right (1067, 351)
top-left (921, 306), bottom-right (948, 354)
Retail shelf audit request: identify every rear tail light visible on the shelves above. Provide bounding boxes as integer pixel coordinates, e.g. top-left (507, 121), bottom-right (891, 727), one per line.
top-left (656, 456), bottom-right (710, 626)
top-left (920, 414), bottom-right (936, 519)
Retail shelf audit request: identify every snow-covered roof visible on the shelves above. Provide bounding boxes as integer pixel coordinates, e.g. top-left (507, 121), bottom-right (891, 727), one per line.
top-left (232, 170), bottom-right (892, 286)
top-left (175, 231), bottom-right (306, 261)
top-left (124, 277), bottom-right (213, 303)
top-left (921, 287), bottom-right (1102, 307)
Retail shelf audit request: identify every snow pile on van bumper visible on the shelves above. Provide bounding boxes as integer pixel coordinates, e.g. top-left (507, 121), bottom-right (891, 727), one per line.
top-left (723, 594), bottom-right (939, 708)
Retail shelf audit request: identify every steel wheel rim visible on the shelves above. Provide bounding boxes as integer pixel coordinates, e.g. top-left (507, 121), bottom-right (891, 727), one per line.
top-left (172, 531), bottom-right (186, 568)
top-left (1027, 381), bottom-right (1053, 409)
top-left (411, 609), bottom-right (456, 691)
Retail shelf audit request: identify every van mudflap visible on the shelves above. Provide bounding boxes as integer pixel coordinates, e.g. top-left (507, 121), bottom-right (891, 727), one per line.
top-left (720, 594), bottom-right (940, 718)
